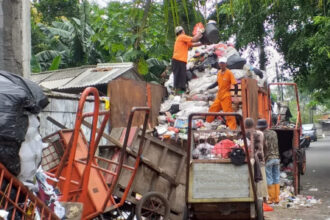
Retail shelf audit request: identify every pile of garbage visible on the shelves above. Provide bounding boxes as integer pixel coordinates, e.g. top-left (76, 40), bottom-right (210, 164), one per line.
top-left (279, 159), bottom-right (321, 209)
top-left (155, 42), bottom-right (267, 143)
top-left (0, 71), bottom-right (64, 218)
top-left (271, 101), bottom-right (297, 129)
top-left (191, 131), bottom-right (248, 160)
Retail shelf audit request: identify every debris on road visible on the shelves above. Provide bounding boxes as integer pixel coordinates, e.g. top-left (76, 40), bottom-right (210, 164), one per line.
top-left (279, 169), bottom-right (321, 209)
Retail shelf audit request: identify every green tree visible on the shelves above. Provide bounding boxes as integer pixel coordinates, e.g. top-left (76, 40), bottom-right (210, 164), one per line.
top-left (31, 1), bottom-right (102, 72)
top-left (268, 0), bottom-right (330, 105)
top-left (34, 17), bottom-right (102, 71)
top-left (208, 0), bottom-right (329, 105)
top-left (32, 0), bottom-right (80, 24)
top-left (89, 2), bottom-right (174, 76)
top-left (209, 0), bottom-right (270, 70)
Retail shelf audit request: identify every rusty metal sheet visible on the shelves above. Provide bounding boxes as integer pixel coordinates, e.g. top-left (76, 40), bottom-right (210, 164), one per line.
top-left (108, 78), bottom-right (166, 128)
top-left (241, 78), bottom-right (259, 122)
top-left (108, 78), bottom-right (147, 128)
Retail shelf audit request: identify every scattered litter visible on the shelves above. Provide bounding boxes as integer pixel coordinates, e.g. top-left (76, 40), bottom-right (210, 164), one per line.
top-left (308, 188), bottom-right (318, 192)
top-left (280, 172), bottom-right (287, 178)
top-left (279, 165), bottom-right (321, 209)
top-left (0, 210), bottom-right (8, 219)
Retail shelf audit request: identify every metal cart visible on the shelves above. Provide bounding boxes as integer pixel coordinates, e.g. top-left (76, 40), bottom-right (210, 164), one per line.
top-left (267, 82), bottom-right (305, 194)
top-left (0, 163), bottom-right (60, 220)
top-left (41, 87), bottom-right (170, 219)
top-left (185, 112), bottom-right (263, 220)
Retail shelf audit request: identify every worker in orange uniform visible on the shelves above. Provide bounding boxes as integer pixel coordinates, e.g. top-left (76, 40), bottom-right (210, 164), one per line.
top-left (205, 57), bottom-right (239, 130)
top-left (172, 26), bottom-right (203, 94)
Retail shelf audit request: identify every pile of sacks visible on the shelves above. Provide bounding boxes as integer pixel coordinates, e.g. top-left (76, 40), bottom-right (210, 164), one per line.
top-left (156, 42), bottom-right (267, 142)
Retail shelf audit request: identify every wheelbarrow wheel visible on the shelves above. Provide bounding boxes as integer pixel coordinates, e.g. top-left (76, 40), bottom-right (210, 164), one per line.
top-left (256, 198), bottom-right (264, 220)
top-left (136, 192), bottom-right (170, 220)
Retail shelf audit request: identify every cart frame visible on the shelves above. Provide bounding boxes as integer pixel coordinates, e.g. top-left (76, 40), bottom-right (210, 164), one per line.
top-left (0, 163), bottom-right (60, 220)
top-left (185, 112), bottom-right (262, 220)
top-left (42, 87), bottom-right (152, 219)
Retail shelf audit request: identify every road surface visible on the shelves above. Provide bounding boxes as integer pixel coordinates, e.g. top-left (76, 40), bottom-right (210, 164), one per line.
top-left (265, 136), bottom-right (330, 220)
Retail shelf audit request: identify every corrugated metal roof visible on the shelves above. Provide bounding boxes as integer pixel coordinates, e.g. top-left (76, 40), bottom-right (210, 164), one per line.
top-left (30, 63), bottom-right (141, 91)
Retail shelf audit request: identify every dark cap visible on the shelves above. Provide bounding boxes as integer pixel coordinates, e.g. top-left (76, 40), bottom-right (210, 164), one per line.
top-left (244, 117), bottom-right (255, 129)
top-left (256, 119), bottom-right (268, 129)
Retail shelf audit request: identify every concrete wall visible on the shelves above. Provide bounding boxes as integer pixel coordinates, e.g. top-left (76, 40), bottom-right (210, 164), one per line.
top-left (0, 0), bottom-right (31, 77)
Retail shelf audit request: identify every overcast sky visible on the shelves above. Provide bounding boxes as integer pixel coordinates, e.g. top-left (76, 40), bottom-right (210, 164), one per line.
top-left (88, 0), bottom-right (110, 7)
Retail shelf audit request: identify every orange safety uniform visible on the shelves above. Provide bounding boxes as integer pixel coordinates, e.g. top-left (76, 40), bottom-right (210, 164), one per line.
top-left (206, 68), bottom-right (237, 130)
top-left (172, 34), bottom-right (193, 90)
top-left (172, 34), bottom-right (193, 63)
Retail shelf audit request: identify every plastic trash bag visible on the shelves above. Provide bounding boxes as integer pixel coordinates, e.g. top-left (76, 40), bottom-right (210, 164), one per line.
top-left (0, 76), bottom-right (29, 142)
top-left (231, 69), bottom-right (248, 79)
top-left (0, 71), bottom-right (49, 114)
top-left (0, 141), bottom-right (21, 176)
top-left (18, 114), bottom-right (47, 186)
top-left (227, 54), bottom-right (247, 69)
top-left (0, 71), bottom-right (49, 142)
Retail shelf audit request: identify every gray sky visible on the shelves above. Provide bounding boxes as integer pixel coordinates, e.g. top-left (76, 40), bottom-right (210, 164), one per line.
top-left (89, 0), bottom-right (110, 7)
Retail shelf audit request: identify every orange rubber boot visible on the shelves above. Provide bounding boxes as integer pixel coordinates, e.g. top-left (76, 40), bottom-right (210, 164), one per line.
top-left (274, 183), bottom-right (280, 203)
top-left (267, 185), bottom-right (275, 204)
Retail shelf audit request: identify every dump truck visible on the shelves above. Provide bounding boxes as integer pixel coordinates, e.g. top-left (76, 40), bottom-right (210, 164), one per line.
top-left (102, 77), bottom-right (304, 219)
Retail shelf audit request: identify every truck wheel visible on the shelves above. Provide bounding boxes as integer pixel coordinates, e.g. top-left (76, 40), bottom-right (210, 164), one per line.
top-left (136, 192), bottom-right (170, 220)
top-left (256, 198), bottom-right (264, 220)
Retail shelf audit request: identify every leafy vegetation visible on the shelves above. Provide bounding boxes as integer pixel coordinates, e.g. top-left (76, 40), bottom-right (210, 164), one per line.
top-left (210, 0), bottom-right (329, 107)
top-left (30, 0), bottom-right (330, 106)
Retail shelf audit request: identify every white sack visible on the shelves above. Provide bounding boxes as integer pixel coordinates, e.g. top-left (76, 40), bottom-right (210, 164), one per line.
top-left (18, 114), bottom-right (47, 186)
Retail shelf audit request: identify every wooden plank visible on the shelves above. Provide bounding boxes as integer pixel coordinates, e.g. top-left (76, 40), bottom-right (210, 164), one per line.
top-left (247, 78), bottom-right (259, 122)
top-left (241, 78), bottom-right (259, 122)
top-left (108, 78), bottom-right (147, 128)
top-left (143, 133), bottom-right (186, 156)
top-left (175, 155), bottom-right (186, 184)
top-left (107, 78), bottom-right (166, 129)
top-left (149, 83), bottom-right (167, 128)
top-left (82, 120), bottom-right (123, 147)
top-left (241, 79), bottom-right (249, 119)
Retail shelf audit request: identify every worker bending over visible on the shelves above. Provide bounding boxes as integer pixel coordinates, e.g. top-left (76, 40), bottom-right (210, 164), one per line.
top-left (205, 57), bottom-right (239, 130)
